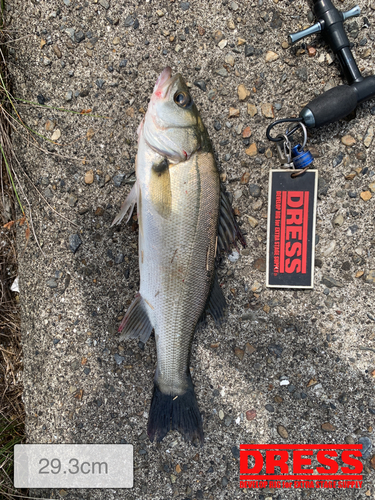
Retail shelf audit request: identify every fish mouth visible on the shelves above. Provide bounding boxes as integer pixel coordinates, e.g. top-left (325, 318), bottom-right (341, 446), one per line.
top-left (152, 67), bottom-right (181, 99)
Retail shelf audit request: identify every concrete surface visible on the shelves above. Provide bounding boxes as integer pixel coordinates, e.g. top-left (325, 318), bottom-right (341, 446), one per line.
top-left (8, 0), bottom-right (375, 498)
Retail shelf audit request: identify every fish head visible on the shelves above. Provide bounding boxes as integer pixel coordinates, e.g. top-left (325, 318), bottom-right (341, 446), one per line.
top-left (142, 67), bottom-right (209, 162)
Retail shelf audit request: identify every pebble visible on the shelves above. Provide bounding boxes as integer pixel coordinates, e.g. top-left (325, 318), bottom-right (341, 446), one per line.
top-left (69, 234), bottom-right (82, 253)
top-left (219, 410), bottom-right (224, 420)
top-left (245, 343), bottom-right (256, 355)
top-left (371, 455), bottom-right (375, 470)
top-left (321, 422), bottom-right (336, 432)
top-left (65, 28), bottom-right (75, 41)
top-left (247, 216), bottom-right (258, 228)
top-left (47, 279), bottom-right (58, 288)
top-left (227, 19), bottom-right (235, 30)
top-left (225, 53), bottom-right (236, 67)
top-left (99, 0), bottom-right (109, 8)
top-left (215, 67), bottom-right (228, 77)
top-left (281, 41), bottom-right (289, 49)
top-left (51, 129), bottom-right (61, 141)
top-left (96, 79), bottom-right (105, 89)
top-left (45, 120), bottom-right (55, 131)
top-left (242, 126), bottom-right (251, 138)
top-left (113, 173), bottom-right (125, 187)
top-left (214, 30), bottom-right (224, 44)
top-left (53, 45), bottom-right (62, 58)
top-left (277, 425), bottom-right (288, 439)
top-left (238, 84), bottom-right (250, 101)
top-left (44, 187), bottom-right (54, 199)
top-left (241, 172), bottom-right (250, 184)
top-left (365, 270), bottom-right (375, 284)
top-left (194, 80), bottom-right (206, 92)
top-left (249, 184), bottom-right (261, 197)
top-left (321, 276), bottom-right (343, 288)
top-left (307, 46), bottom-right (317, 57)
top-left (341, 135), bottom-right (356, 146)
top-left (321, 240), bottom-right (336, 257)
top-left (360, 190), bottom-right (372, 201)
top-left (231, 446), bottom-right (240, 459)
top-left (214, 121), bottom-right (222, 131)
top-left (265, 404), bottom-right (274, 413)
top-left (221, 477), bottom-right (228, 487)
top-left (74, 30), bottom-right (85, 43)
top-left (68, 194), bottom-right (78, 207)
top-left (124, 15), bottom-right (135, 27)
top-left (265, 51), bottom-right (279, 62)
top-left (261, 103), bottom-right (274, 118)
top-left (234, 347), bottom-right (244, 360)
top-left (218, 39), bottom-right (228, 50)
top-left (364, 125), bottom-right (374, 148)
top-left (114, 353), bottom-right (124, 365)
top-left (244, 44), bottom-right (255, 57)
top-left (358, 437), bottom-right (372, 459)
top-left (326, 52), bottom-right (335, 64)
top-left (265, 148), bottom-right (272, 159)
top-left (180, 1), bottom-right (190, 11)
top-left (246, 409), bottom-right (256, 421)
top-left (238, 38), bottom-right (246, 46)
top-left (333, 214), bottom-right (344, 226)
top-left (228, 107), bottom-right (240, 118)
top-left (84, 170), bottom-right (94, 184)
top-left (115, 253), bottom-right (124, 264)
top-left (333, 152), bottom-right (344, 167)
top-left (247, 103), bottom-right (257, 117)
top-left (369, 181), bottom-right (375, 193)
top-left (245, 143), bottom-right (257, 157)
top-left (228, 249), bottom-right (240, 261)
top-left (65, 91), bottom-right (73, 102)
top-left (280, 379), bottom-right (289, 386)
top-left (345, 435), bottom-right (355, 444)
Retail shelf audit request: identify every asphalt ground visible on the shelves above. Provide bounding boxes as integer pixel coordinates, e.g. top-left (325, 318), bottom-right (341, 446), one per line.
top-left (8, 0), bottom-right (375, 498)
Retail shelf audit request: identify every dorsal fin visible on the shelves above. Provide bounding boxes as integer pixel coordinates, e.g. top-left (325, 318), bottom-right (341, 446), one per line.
top-left (217, 188), bottom-right (246, 255)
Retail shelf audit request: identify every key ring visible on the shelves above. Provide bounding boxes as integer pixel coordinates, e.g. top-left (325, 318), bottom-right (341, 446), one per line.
top-left (266, 118), bottom-right (304, 143)
top-left (286, 121), bottom-right (308, 150)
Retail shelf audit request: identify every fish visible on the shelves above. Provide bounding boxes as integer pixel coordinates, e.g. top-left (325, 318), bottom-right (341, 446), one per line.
top-left (112, 67), bottom-right (245, 444)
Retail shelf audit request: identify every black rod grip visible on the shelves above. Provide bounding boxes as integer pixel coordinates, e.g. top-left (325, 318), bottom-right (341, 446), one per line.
top-left (300, 85), bottom-right (358, 128)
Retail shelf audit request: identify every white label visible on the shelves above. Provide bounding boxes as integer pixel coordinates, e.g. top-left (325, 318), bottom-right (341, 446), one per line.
top-left (14, 444), bottom-right (133, 488)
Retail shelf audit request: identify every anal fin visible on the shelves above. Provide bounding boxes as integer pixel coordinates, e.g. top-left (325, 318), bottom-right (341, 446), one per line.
top-left (118, 293), bottom-right (153, 344)
top-left (205, 274), bottom-right (226, 326)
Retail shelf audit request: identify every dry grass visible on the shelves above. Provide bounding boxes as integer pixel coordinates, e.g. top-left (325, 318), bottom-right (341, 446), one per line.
top-left (0, 1), bottom-right (27, 497)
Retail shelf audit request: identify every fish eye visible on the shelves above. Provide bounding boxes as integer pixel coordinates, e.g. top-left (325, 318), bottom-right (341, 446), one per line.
top-left (174, 91), bottom-right (191, 108)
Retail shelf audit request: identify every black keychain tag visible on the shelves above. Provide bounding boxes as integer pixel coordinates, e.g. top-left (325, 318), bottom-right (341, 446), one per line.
top-left (266, 170), bottom-right (318, 288)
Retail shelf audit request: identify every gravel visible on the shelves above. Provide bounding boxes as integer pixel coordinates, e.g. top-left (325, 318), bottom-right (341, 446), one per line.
top-left (10, 0), bottom-right (375, 497)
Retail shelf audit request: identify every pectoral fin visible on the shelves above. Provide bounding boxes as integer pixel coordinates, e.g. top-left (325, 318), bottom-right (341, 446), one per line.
top-left (118, 293), bottom-right (153, 343)
top-left (149, 158), bottom-right (172, 218)
top-left (111, 181), bottom-right (138, 226)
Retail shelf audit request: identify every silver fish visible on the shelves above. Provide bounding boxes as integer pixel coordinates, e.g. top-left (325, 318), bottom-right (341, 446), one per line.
top-left (112, 67), bottom-right (245, 443)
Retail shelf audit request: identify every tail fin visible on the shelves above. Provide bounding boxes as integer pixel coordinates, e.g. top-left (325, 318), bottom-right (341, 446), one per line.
top-left (147, 376), bottom-right (203, 444)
